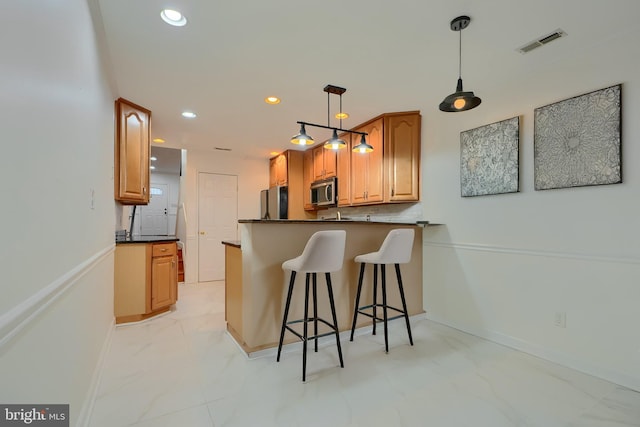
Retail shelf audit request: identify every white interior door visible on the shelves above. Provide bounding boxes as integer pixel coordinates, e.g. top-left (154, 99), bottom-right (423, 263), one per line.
top-left (198, 173), bottom-right (238, 282)
top-left (139, 183), bottom-right (169, 235)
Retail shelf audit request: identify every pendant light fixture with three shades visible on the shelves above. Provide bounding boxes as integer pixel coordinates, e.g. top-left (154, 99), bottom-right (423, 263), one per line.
top-left (439, 15), bottom-right (482, 112)
top-left (291, 85), bottom-right (372, 153)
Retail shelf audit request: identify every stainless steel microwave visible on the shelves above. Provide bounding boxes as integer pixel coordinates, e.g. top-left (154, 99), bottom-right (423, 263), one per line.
top-left (310, 177), bottom-right (337, 207)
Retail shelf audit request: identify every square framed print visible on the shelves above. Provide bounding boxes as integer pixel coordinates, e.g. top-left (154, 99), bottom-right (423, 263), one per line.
top-left (460, 116), bottom-right (520, 197)
top-left (534, 84), bottom-right (621, 190)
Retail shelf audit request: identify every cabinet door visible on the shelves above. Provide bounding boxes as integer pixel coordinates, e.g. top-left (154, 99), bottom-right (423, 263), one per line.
top-left (323, 147), bottom-right (337, 178)
top-left (366, 119), bottom-right (384, 203)
top-left (336, 133), bottom-right (351, 206)
top-left (385, 112), bottom-right (421, 202)
top-left (151, 254), bottom-right (177, 310)
top-left (269, 157), bottom-right (278, 188)
top-left (303, 149), bottom-right (315, 210)
top-left (114, 98), bottom-right (151, 204)
top-left (312, 145), bottom-right (325, 181)
top-left (269, 153), bottom-right (288, 187)
top-left (351, 118), bottom-right (384, 205)
top-left (276, 153), bottom-right (288, 185)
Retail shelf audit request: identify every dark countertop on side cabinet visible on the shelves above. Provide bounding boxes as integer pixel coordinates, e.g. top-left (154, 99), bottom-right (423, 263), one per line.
top-left (238, 219), bottom-right (432, 226)
top-left (116, 235), bottom-right (179, 244)
top-left (222, 240), bottom-right (241, 248)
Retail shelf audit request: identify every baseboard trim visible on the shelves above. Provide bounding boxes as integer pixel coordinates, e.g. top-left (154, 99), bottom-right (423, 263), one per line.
top-left (424, 240), bottom-right (640, 265)
top-left (0, 245), bottom-right (115, 349)
top-left (76, 317), bottom-right (116, 427)
top-left (425, 313), bottom-right (640, 393)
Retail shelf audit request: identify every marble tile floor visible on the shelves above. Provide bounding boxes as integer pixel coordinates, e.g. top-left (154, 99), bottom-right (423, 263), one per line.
top-left (89, 281), bottom-right (640, 427)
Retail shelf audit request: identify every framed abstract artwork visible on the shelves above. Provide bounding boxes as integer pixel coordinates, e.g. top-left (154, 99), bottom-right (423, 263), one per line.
top-left (460, 116), bottom-right (520, 197)
top-left (534, 84), bottom-right (622, 190)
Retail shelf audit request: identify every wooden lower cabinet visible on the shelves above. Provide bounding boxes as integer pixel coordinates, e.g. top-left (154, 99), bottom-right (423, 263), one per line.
top-left (114, 241), bottom-right (178, 324)
top-left (224, 244), bottom-right (243, 343)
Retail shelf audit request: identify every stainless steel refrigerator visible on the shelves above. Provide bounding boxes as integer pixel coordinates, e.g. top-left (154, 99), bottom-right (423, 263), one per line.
top-left (266, 186), bottom-right (288, 219)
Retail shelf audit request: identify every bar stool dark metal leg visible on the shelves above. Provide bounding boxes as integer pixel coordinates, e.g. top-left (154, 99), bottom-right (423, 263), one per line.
top-left (277, 271), bottom-right (296, 362)
top-left (302, 272), bottom-right (311, 382)
top-left (381, 264), bottom-right (389, 353)
top-left (395, 263), bottom-right (413, 346)
top-left (372, 264), bottom-right (378, 336)
top-left (312, 272), bottom-right (319, 352)
top-left (325, 273), bottom-right (344, 368)
top-left (350, 263), bottom-right (366, 341)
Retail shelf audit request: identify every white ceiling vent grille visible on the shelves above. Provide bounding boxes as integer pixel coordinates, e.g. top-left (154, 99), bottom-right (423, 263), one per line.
top-left (517, 29), bottom-right (567, 54)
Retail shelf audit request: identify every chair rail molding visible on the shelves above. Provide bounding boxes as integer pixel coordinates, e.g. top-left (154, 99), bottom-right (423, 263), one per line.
top-left (423, 240), bottom-right (640, 265)
top-left (0, 244), bottom-right (115, 349)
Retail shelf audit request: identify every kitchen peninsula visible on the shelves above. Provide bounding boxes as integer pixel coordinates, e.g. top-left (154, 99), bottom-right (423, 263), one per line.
top-left (223, 219), bottom-right (427, 355)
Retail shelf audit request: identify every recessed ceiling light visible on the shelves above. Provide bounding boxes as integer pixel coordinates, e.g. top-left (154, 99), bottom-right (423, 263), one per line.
top-left (160, 9), bottom-right (187, 27)
top-left (153, 138), bottom-right (165, 143)
top-left (265, 96), bottom-right (281, 105)
top-left (150, 156), bottom-right (157, 161)
top-left (335, 112), bottom-right (349, 120)
top-left (150, 165), bottom-right (156, 170)
top-left (182, 111), bottom-right (197, 118)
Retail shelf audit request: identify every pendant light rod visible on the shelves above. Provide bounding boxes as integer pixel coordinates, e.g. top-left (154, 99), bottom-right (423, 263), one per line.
top-left (458, 21), bottom-right (462, 78)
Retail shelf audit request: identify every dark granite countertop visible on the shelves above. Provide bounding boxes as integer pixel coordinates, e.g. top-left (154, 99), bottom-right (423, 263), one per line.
top-left (116, 235), bottom-right (179, 244)
top-left (222, 240), bottom-right (241, 248)
top-left (238, 219), bottom-right (432, 226)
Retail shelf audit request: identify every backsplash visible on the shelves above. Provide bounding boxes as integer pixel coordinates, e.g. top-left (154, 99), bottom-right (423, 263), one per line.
top-left (321, 203), bottom-right (423, 222)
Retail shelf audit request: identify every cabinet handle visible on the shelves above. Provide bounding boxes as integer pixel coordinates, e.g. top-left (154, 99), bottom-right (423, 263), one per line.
top-left (143, 186), bottom-right (147, 195)
top-left (391, 188), bottom-right (395, 197)
top-left (161, 248), bottom-right (167, 252)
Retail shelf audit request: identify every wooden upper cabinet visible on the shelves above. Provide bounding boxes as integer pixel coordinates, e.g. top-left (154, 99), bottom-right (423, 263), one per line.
top-left (312, 144), bottom-right (337, 181)
top-left (336, 132), bottom-right (351, 207)
top-left (384, 112), bottom-right (421, 202)
top-left (303, 149), bottom-right (315, 210)
top-left (351, 117), bottom-right (384, 205)
top-left (114, 98), bottom-right (151, 204)
top-left (269, 153), bottom-right (288, 187)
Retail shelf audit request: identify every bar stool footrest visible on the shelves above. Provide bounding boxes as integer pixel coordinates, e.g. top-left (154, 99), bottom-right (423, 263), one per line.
top-left (284, 317), bottom-right (339, 342)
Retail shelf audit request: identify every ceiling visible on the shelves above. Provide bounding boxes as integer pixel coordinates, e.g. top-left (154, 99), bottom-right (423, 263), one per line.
top-left (95, 0), bottom-right (640, 160)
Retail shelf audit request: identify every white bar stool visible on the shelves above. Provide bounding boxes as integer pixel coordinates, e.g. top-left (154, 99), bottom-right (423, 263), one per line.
top-left (277, 230), bottom-right (346, 382)
top-left (349, 228), bottom-right (414, 353)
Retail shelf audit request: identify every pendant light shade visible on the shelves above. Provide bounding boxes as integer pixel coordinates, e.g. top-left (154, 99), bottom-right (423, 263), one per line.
top-left (352, 134), bottom-right (373, 153)
top-left (439, 16), bottom-right (481, 113)
top-left (324, 129), bottom-right (346, 150)
top-left (439, 78), bottom-right (482, 112)
top-left (291, 123), bottom-right (314, 145)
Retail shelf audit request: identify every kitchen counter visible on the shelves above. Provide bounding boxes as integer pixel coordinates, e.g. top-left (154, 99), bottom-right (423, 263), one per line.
top-left (221, 240), bottom-right (241, 248)
top-left (224, 220), bottom-right (425, 355)
top-left (238, 219), bottom-right (432, 226)
top-left (116, 235), bottom-right (179, 244)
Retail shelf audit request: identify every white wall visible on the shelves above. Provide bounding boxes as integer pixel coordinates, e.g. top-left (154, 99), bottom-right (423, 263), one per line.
top-left (422, 26), bottom-right (640, 391)
top-left (183, 149), bottom-right (268, 283)
top-left (0, 0), bottom-right (116, 425)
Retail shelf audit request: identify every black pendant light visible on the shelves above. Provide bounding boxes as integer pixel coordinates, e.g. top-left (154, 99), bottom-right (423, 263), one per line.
top-left (439, 15), bottom-right (481, 112)
top-left (292, 84), bottom-right (370, 152)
